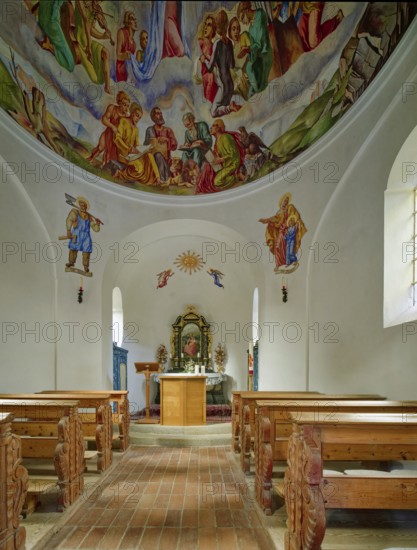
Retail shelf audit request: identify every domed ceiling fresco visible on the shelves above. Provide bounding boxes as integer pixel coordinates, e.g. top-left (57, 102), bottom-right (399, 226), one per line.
top-left (0, 2), bottom-right (414, 195)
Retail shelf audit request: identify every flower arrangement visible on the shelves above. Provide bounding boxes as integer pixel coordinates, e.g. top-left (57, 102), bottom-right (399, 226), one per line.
top-left (183, 358), bottom-right (195, 373)
top-left (214, 343), bottom-right (226, 374)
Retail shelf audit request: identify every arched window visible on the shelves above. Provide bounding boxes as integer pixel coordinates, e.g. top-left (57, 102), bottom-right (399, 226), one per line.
top-left (384, 126), bottom-right (417, 327)
top-left (112, 287), bottom-right (124, 346)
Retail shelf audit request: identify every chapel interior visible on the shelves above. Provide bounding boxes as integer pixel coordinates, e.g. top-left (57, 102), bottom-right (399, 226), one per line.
top-left (1, 2), bottom-right (417, 549)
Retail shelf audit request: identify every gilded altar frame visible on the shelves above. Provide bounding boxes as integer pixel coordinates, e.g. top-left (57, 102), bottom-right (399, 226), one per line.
top-left (170, 305), bottom-right (212, 371)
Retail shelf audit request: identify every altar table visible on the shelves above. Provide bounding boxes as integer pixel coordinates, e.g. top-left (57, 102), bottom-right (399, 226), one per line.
top-left (159, 374), bottom-right (207, 426)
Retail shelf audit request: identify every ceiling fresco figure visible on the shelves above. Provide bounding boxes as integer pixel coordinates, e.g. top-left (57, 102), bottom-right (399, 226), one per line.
top-left (228, 15), bottom-right (250, 100)
top-left (270, 1), bottom-right (304, 76)
top-left (195, 14), bottom-right (219, 105)
top-left (37, 0), bottom-right (77, 72)
top-left (298, 1), bottom-right (344, 52)
top-left (237, 1), bottom-right (272, 98)
top-left (74, 0), bottom-right (113, 94)
top-left (87, 90), bottom-right (131, 167)
top-left (115, 10), bottom-right (138, 82)
top-left (136, 30), bottom-right (148, 63)
top-left (130, 0), bottom-right (191, 82)
top-left (143, 106), bottom-right (178, 183)
top-left (200, 9), bottom-right (241, 118)
top-left (113, 103), bottom-right (162, 186)
top-left (180, 112), bottom-right (212, 169)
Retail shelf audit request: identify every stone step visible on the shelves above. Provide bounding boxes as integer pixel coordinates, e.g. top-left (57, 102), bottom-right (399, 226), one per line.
top-left (130, 422), bottom-right (231, 435)
top-left (129, 422), bottom-right (232, 447)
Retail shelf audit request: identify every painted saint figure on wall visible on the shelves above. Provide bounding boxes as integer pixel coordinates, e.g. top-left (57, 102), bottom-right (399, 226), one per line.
top-left (62, 194), bottom-right (103, 276)
top-left (259, 192), bottom-right (307, 274)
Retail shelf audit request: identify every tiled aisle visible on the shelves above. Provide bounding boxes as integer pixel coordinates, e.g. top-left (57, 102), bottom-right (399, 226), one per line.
top-left (43, 446), bottom-right (274, 550)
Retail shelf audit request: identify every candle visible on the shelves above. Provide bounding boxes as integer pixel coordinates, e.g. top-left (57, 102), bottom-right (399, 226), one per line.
top-left (194, 364), bottom-right (199, 375)
top-left (201, 365), bottom-right (205, 375)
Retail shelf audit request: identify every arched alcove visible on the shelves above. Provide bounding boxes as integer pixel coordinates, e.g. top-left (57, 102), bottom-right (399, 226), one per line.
top-left (102, 219), bottom-right (265, 410)
top-left (384, 125), bottom-right (417, 328)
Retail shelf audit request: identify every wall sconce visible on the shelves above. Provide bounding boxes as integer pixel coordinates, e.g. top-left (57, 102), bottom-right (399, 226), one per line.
top-left (78, 277), bottom-right (83, 304)
top-left (282, 278), bottom-right (288, 303)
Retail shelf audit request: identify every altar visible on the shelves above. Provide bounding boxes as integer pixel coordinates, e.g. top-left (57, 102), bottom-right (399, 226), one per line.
top-left (159, 374), bottom-right (207, 426)
top-left (153, 372), bottom-right (227, 404)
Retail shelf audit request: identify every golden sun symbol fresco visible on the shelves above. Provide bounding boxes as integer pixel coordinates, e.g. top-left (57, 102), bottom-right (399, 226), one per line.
top-left (174, 251), bottom-right (205, 275)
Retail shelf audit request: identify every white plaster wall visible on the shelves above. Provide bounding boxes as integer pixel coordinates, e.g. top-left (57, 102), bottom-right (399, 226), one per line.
top-left (0, 20), bottom-right (416, 404)
top-left (308, 41), bottom-right (417, 399)
top-left (0, 155), bottom-right (56, 390)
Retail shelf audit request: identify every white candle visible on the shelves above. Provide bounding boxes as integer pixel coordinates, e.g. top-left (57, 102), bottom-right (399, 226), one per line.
top-left (194, 364), bottom-right (199, 375)
top-left (201, 365), bottom-right (205, 375)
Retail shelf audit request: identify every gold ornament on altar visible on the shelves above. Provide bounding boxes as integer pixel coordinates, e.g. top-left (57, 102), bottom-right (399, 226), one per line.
top-left (156, 344), bottom-right (168, 370)
top-left (174, 250), bottom-right (205, 275)
top-left (214, 342), bottom-right (226, 374)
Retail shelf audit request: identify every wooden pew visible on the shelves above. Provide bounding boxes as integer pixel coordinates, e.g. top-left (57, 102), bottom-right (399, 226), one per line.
top-left (232, 391), bottom-right (323, 454)
top-left (238, 393), bottom-right (385, 475)
top-left (0, 412), bottom-right (28, 550)
top-left (1, 392), bottom-right (110, 474)
top-left (0, 399), bottom-right (84, 514)
top-left (283, 412), bottom-right (417, 550)
top-left (32, 392), bottom-right (113, 473)
top-left (38, 390), bottom-right (130, 451)
top-left (255, 399), bottom-right (416, 514)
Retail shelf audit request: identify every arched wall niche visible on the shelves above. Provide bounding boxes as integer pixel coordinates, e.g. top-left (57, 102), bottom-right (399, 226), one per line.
top-left (101, 218), bottom-right (266, 410)
top-left (384, 124), bottom-right (417, 328)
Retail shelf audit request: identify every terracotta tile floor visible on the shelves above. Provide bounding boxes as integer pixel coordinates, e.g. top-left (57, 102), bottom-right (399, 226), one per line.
top-left (42, 446), bottom-right (274, 550)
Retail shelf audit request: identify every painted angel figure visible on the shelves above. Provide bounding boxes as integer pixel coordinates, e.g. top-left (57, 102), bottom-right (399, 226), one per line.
top-left (208, 268), bottom-right (224, 288)
top-left (156, 268), bottom-right (174, 289)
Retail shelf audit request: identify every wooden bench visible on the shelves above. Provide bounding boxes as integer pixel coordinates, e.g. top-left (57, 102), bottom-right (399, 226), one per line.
top-left (32, 392), bottom-right (113, 472)
top-left (283, 412), bottom-right (417, 550)
top-left (0, 398), bottom-right (84, 514)
top-left (0, 412), bottom-right (28, 550)
top-left (238, 393), bottom-right (385, 475)
top-left (255, 399), bottom-right (416, 514)
top-left (38, 390), bottom-right (130, 451)
top-left (232, 391), bottom-right (323, 454)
